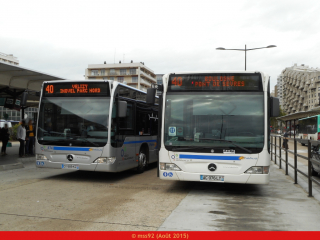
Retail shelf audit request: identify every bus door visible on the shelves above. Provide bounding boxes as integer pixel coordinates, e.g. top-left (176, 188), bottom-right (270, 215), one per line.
top-left (112, 98), bottom-right (136, 171)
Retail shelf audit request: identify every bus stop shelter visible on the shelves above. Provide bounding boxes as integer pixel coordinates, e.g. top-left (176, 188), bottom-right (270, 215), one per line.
top-left (0, 62), bottom-right (65, 119)
top-left (277, 108), bottom-right (320, 138)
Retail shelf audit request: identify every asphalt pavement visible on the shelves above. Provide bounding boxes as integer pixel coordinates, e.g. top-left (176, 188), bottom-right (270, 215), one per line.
top-left (0, 141), bottom-right (35, 171)
top-left (1, 159), bottom-right (320, 231)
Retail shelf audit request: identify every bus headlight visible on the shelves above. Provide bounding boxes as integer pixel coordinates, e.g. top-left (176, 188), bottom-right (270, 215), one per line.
top-left (244, 166), bottom-right (269, 174)
top-left (160, 163), bottom-right (181, 171)
top-left (94, 157), bottom-right (116, 164)
top-left (36, 154), bottom-right (48, 160)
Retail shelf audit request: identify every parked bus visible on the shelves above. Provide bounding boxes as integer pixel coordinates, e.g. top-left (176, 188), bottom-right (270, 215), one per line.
top-left (297, 115), bottom-right (320, 146)
top-left (36, 80), bottom-right (158, 173)
top-left (147, 71), bottom-right (279, 184)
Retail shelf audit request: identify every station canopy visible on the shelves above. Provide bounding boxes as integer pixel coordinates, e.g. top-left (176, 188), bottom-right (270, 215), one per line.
top-left (0, 62), bottom-right (65, 107)
top-left (277, 107), bottom-right (320, 121)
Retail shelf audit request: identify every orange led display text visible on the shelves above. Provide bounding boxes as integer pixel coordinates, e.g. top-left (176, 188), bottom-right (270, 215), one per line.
top-left (45, 84), bottom-right (102, 94)
top-left (171, 76), bottom-right (245, 88)
top-left (168, 73), bottom-right (261, 91)
top-left (43, 82), bottom-right (109, 96)
top-left (45, 85), bottom-right (54, 93)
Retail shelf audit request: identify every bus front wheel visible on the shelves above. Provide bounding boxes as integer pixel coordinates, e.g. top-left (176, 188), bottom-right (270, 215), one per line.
top-left (137, 150), bottom-right (147, 174)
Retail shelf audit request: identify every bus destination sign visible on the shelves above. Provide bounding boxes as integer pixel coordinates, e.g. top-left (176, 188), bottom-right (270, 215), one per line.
top-left (168, 73), bottom-right (262, 91)
top-left (43, 83), bottom-right (110, 96)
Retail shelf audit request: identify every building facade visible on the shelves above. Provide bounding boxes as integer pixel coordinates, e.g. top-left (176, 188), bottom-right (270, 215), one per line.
top-left (0, 106), bottom-right (37, 122)
top-left (156, 74), bottom-right (164, 85)
top-left (277, 75), bottom-right (284, 108)
top-left (281, 64), bottom-right (320, 114)
top-left (0, 52), bottom-right (19, 65)
top-left (85, 62), bottom-right (156, 92)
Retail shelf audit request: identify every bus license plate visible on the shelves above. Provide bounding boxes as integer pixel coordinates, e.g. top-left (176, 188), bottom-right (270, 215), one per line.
top-left (200, 175), bottom-right (224, 182)
top-left (61, 164), bottom-right (79, 170)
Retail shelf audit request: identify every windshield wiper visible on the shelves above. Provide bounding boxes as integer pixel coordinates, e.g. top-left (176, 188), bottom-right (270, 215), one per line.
top-left (39, 139), bottom-right (68, 145)
top-left (199, 138), bottom-right (252, 154)
top-left (171, 146), bottom-right (214, 151)
top-left (74, 137), bottom-right (99, 147)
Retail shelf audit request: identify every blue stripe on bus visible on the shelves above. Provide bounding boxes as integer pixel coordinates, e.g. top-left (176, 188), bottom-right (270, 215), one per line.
top-left (53, 147), bottom-right (91, 151)
top-left (179, 154), bottom-right (241, 161)
top-left (123, 140), bottom-right (157, 144)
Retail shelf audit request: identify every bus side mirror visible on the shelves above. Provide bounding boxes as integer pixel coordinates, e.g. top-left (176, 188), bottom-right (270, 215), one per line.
top-left (270, 97), bottom-right (280, 117)
top-left (146, 88), bottom-right (156, 105)
top-left (118, 101), bottom-right (127, 118)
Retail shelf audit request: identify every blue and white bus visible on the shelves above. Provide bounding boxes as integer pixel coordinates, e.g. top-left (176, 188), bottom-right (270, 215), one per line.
top-left (36, 80), bottom-right (158, 173)
top-left (147, 71), bottom-right (279, 184)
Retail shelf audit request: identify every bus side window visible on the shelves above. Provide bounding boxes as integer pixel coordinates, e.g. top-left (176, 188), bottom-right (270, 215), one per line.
top-left (111, 100), bottom-right (118, 148)
top-left (119, 102), bottom-right (133, 129)
top-left (136, 103), bottom-right (155, 135)
top-left (151, 110), bottom-right (158, 136)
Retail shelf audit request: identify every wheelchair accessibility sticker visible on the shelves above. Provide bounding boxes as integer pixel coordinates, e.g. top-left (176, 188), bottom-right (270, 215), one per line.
top-left (169, 127), bottom-right (176, 136)
top-left (163, 172), bottom-right (173, 177)
top-left (36, 161), bottom-right (45, 166)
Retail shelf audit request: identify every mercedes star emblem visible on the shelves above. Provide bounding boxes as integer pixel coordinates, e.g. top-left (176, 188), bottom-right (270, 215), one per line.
top-left (208, 163), bottom-right (217, 172)
top-left (67, 155), bottom-right (74, 161)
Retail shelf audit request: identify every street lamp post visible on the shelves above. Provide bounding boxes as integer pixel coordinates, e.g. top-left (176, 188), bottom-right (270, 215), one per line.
top-left (216, 45), bottom-right (276, 70)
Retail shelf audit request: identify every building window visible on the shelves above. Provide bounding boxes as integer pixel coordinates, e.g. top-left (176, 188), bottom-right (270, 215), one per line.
top-left (91, 70), bottom-right (98, 76)
top-left (132, 76), bottom-right (138, 83)
top-left (156, 75), bottom-right (163, 84)
top-left (110, 69), bottom-right (116, 75)
top-left (130, 69), bottom-right (136, 75)
top-left (120, 69), bottom-right (127, 75)
top-left (101, 69), bottom-right (105, 76)
top-left (103, 77), bottom-right (108, 80)
top-left (109, 77), bottom-right (114, 81)
top-left (118, 77), bottom-right (124, 83)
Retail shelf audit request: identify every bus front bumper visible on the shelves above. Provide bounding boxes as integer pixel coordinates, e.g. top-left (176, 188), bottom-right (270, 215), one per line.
top-left (35, 160), bottom-right (118, 172)
top-left (159, 170), bottom-right (270, 184)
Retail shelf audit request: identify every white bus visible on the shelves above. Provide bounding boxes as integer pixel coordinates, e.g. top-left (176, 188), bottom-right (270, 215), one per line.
top-left (297, 115), bottom-right (320, 146)
top-left (147, 71), bottom-right (279, 184)
top-left (36, 80), bottom-right (158, 173)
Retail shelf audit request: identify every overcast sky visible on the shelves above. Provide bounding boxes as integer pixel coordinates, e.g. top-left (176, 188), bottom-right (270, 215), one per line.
top-left (1, 0), bottom-right (320, 90)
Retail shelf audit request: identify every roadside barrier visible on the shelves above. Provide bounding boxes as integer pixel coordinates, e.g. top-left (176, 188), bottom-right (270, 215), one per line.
top-left (270, 135), bottom-right (320, 197)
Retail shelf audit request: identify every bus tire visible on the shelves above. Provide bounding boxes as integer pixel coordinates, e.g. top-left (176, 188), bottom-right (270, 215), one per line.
top-left (137, 150), bottom-right (147, 174)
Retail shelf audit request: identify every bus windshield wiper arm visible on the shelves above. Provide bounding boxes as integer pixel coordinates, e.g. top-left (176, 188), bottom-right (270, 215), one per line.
top-left (199, 138), bottom-right (252, 153)
top-left (171, 146), bottom-right (214, 151)
top-left (74, 137), bottom-right (99, 147)
top-left (39, 140), bottom-right (66, 145)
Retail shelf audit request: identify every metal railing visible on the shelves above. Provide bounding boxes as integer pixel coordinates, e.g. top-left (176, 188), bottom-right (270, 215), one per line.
top-left (270, 136), bottom-right (320, 197)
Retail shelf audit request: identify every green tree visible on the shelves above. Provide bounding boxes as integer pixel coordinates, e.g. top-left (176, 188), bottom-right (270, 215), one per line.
top-left (10, 124), bottom-right (20, 141)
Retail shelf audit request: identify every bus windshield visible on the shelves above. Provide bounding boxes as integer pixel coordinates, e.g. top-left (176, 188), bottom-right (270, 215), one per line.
top-left (164, 92), bottom-right (264, 153)
top-left (37, 97), bottom-right (110, 147)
